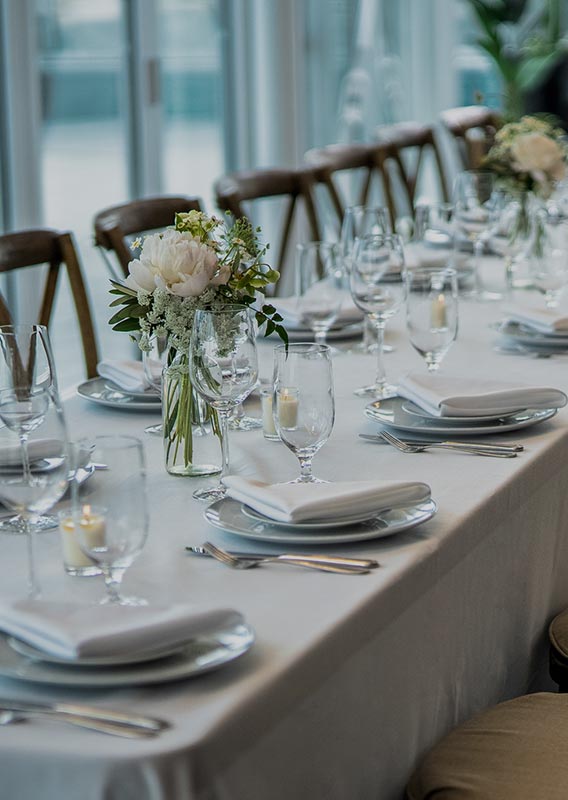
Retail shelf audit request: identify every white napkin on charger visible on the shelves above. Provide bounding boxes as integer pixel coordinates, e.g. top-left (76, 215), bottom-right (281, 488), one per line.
top-left (223, 476), bottom-right (431, 524)
top-left (0, 439), bottom-right (63, 468)
top-left (97, 360), bottom-right (151, 393)
top-left (272, 294), bottom-right (363, 330)
top-left (503, 305), bottom-right (568, 335)
top-left (398, 372), bottom-right (567, 418)
top-left (0, 600), bottom-right (243, 660)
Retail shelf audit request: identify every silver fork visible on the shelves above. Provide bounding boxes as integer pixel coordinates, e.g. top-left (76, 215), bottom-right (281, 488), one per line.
top-left (203, 542), bottom-right (370, 574)
top-left (379, 429), bottom-right (517, 458)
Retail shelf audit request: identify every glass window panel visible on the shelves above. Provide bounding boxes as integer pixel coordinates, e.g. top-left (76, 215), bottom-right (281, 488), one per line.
top-left (36, 0), bottom-right (131, 388)
top-left (159, 0), bottom-right (225, 211)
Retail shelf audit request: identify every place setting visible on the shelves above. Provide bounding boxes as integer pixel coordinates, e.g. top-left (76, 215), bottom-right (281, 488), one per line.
top-left (77, 359), bottom-right (162, 412)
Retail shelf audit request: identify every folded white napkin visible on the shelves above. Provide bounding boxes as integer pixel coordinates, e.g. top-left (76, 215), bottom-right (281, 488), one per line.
top-left (223, 476), bottom-right (431, 523)
top-left (97, 360), bottom-right (150, 393)
top-left (398, 372), bottom-right (567, 417)
top-left (0, 600), bottom-right (242, 660)
top-left (272, 294), bottom-right (363, 330)
top-left (503, 305), bottom-right (568, 334)
top-left (0, 439), bottom-right (63, 468)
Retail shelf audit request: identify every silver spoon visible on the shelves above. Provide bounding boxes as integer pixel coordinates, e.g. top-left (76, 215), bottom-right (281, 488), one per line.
top-left (0, 709), bottom-right (157, 738)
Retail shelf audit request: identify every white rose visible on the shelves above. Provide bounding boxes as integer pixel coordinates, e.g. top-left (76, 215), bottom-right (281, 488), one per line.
top-left (511, 133), bottom-right (566, 180)
top-left (125, 229), bottom-right (220, 297)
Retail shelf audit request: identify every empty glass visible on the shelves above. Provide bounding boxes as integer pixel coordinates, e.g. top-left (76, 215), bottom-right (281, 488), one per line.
top-left (273, 343), bottom-right (334, 484)
top-left (350, 234), bottom-right (406, 398)
top-left (0, 325), bottom-right (62, 534)
top-left (296, 241), bottom-right (344, 345)
top-left (74, 436), bottom-right (148, 606)
top-left (408, 204), bottom-right (455, 270)
top-left (190, 307), bottom-right (259, 501)
top-left (0, 387), bottom-right (69, 596)
top-left (453, 171), bottom-right (499, 300)
top-left (533, 218), bottom-right (568, 308)
top-left (142, 333), bottom-right (168, 435)
top-left (406, 268), bottom-right (459, 372)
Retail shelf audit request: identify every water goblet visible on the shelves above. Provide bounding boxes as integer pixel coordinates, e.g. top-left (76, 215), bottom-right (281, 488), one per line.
top-left (190, 307), bottom-right (259, 501)
top-left (340, 205), bottom-right (391, 354)
top-left (74, 435), bottom-right (148, 606)
top-left (533, 218), bottom-right (568, 308)
top-left (142, 333), bottom-right (168, 435)
top-left (296, 241), bottom-right (344, 347)
top-left (350, 234), bottom-right (407, 398)
top-left (273, 343), bottom-right (334, 484)
top-left (453, 171), bottom-right (500, 301)
top-left (0, 387), bottom-right (69, 596)
top-left (0, 324), bottom-right (61, 535)
top-left (405, 267), bottom-right (459, 372)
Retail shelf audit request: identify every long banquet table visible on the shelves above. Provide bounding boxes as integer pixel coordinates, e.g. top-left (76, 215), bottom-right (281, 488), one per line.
top-left (1, 298), bottom-right (568, 800)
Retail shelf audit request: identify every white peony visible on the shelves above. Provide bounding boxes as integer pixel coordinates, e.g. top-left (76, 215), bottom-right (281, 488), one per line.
top-left (511, 133), bottom-right (566, 181)
top-left (125, 229), bottom-right (228, 297)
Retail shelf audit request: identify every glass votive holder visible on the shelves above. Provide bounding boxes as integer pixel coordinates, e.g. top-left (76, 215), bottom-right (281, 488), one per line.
top-left (276, 387), bottom-right (299, 429)
top-left (58, 508), bottom-right (103, 577)
top-left (260, 386), bottom-right (279, 440)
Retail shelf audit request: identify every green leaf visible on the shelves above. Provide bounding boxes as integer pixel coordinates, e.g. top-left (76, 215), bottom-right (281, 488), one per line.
top-left (109, 295), bottom-right (130, 307)
top-left (108, 304), bottom-right (145, 325)
top-left (262, 304), bottom-right (276, 315)
top-left (517, 51), bottom-right (565, 90)
top-left (111, 319), bottom-right (141, 333)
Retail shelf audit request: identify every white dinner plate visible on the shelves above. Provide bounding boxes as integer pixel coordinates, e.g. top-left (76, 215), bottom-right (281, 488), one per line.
top-left (7, 637), bottom-right (190, 668)
top-left (365, 396), bottom-right (558, 436)
top-left (77, 378), bottom-right (162, 412)
top-left (204, 497), bottom-right (437, 544)
top-left (241, 503), bottom-right (385, 530)
top-left (497, 321), bottom-right (568, 346)
top-left (400, 400), bottom-right (525, 425)
top-left (0, 622), bottom-right (254, 688)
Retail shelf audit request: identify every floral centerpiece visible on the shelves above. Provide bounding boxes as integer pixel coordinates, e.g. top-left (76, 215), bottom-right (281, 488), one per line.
top-left (483, 116), bottom-right (568, 266)
top-left (108, 210), bottom-right (286, 475)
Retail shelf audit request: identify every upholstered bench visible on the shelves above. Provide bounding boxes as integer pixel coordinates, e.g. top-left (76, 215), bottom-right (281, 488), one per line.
top-left (549, 608), bottom-right (568, 692)
top-left (407, 692), bottom-right (568, 799)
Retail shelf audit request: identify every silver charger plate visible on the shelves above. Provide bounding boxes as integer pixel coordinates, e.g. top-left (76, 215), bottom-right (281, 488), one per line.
top-left (77, 378), bottom-right (162, 412)
top-left (204, 497), bottom-right (437, 544)
top-left (7, 637), bottom-right (190, 668)
top-left (241, 503), bottom-right (383, 530)
top-left (365, 396), bottom-right (558, 436)
top-left (497, 321), bottom-right (568, 346)
top-left (281, 322), bottom-right (363, 342)
top-left (103, 381), bottom-right (160, 401)
top-left (400, 400), bottom-right (525, 425)
top-left (0, 623), bottom-right (254, 687)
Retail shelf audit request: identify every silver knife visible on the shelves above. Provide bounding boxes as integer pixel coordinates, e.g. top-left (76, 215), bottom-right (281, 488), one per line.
top-left (0, 698), bottom-right (168, 732)
top-left (186, 545), bottom-right (379, 569)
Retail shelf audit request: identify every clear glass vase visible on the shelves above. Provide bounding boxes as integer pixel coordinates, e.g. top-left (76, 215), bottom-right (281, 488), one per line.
top-left (162, 350), bottom-right (221, 477)
top-left (496, 192), bottom-right (546, 291)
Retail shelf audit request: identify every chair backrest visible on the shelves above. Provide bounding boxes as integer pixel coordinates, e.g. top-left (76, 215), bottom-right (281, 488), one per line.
top-left (93, 195), bottom-right (203, 278)
top-left (0, 229), bottom-right (99, 379)
top-left (439, 106), bottom-right (502, 170)
top-left (375, 121), bottom-right (450, 210)
top-left (214, 167), bottom-right (321, 291)
top-left (305, 141), bottom-right (399, 230)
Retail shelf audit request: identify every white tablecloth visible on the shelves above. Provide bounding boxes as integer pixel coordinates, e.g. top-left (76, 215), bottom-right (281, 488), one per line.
top-left (1, 298), bottom-right (568, 800)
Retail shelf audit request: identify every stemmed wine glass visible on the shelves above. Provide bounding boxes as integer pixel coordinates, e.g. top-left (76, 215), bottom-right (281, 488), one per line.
top-left (453, 171), bottom-right (499, 300)
top-left (533, 218), bottom-right (568, 308)
top-left (0, 325), bottom-right (61, 534)
top-left (74, 435), bottom-right (148, 606)
top-left (405, 267), bottom-right (459, 372)
top-left (142, 333), bottom-right (168, 436)
top-left (190, 307), bottom-right (259, 501)
top-left (0, 387), bottom-right (69, 596)
top-left (296, 241), bottom-right (344, 346)
top-left (350, 234), bottom-right (407, 398)
top-left (340, 205), bottom-right (391, 353)
top-left (273, 343), bottom-right (334, 483)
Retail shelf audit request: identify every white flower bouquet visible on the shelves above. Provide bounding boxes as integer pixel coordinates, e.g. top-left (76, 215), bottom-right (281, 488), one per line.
top-left (109, 211), bottom-right (286, 475)
top-left (484, 116), bottom-right (567, 199)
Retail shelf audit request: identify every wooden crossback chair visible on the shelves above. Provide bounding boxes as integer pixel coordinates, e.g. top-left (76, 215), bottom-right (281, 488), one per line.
top-left (93, 195), bottom-right (203, 279)
top-left (375, 121), bottom-right (450, 211)
top-left (0, 229), bottom-right (99, 379)
top-left (440, 105), bottom-right (502, 170)
top-left (304, 141), bottom-right (395, 230)
top-left (214, 167), bottom-right (321, 293)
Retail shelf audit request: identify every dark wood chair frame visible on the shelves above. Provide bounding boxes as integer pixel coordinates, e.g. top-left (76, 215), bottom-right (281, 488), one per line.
top-left (93, 195), bottom-right (203, 279)
top-left (214, 167), bottom-right (322, 285)
top-left (0, 229), bottom-right (99, 379)
top-left (440, 105), bottom-right (502, 170)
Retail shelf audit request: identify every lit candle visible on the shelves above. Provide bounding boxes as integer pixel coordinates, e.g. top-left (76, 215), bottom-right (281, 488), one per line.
top-left (260, 387), bottom-right (279, 440)
top-left (58, 504), bottom-right (105, 577)
top-left (430, 293), bottom-right (447, 329)
top-left (277, 388), bottom-right (299, 428)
